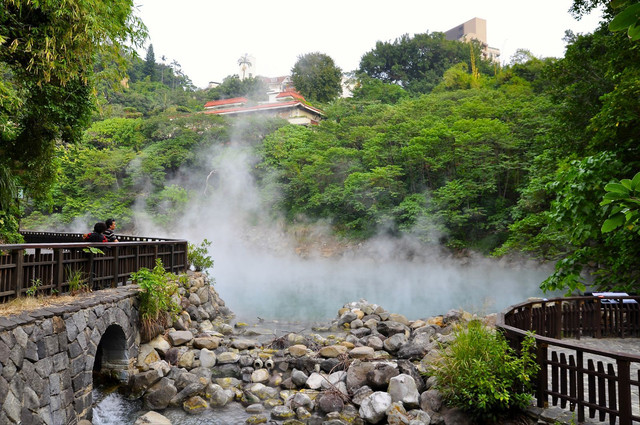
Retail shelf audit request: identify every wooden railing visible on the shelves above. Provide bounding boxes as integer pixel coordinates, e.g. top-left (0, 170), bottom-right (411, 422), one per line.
top-left (497, 296), bottom-right (640, 425)
top-left (0, 232), bottom-right (188, 303)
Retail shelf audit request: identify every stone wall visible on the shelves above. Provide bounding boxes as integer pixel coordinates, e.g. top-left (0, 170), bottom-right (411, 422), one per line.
top-left (0, 287), bottom-right (140, 425)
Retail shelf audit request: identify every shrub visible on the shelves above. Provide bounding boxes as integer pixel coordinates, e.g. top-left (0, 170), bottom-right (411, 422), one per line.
top-left (131, 259), bottom-right (181, 342)
top-left (66, 267), bottom-right (89, 295)
top-left (187, 239), bottom-right (214, 272)
top-left (434, 320), bottom-right (539, 422)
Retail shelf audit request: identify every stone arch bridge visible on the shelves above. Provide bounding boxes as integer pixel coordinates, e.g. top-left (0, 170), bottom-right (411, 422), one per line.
top-left (0, 287), bottom-right (140, 425)
top-left (0, 231), bottom-right (189, 424)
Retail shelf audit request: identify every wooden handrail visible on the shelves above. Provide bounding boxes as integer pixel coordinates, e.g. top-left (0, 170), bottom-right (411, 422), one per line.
top-left (497, 296), bottom-right (640, 424)
top-left (0, 231), bottom-right (189, 303)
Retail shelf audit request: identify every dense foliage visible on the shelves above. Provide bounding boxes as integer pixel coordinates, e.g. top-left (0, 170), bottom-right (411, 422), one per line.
top-left (358, 31), bottom-right (496, 95)
top-left (258, 78), bottom-right (555, 249)
top-left (291, 52), bottom-right (343, 103)
top-left (0, 0), bottom-right (145, 242)
top-left (434, 321), bottom-right (539, 422)
top-left (7, 0), bottom-right (640, 294)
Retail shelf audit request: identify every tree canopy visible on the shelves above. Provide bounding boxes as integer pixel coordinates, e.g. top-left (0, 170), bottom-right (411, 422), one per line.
top-left (291, 52), bottom-right (342, 103)
top-left (0, 0), bottom-right (146, 241)
top-left (358, 31), bottom-right (495, 95)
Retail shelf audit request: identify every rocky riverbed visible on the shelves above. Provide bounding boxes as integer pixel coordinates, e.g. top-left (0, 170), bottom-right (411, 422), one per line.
top-left (107, 271), bottom-right (540, 425)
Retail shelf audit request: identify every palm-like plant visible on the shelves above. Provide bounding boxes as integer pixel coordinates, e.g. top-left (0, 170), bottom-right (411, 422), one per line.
top-left (238, 53), bottom-right (252, 80)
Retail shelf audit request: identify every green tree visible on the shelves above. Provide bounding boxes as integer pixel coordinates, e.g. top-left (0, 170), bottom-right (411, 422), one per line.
top-left (291, 52), bottom-right (342, 103)
top-left (358, 32), bottom-right (489, 95)
top-left (0, 0), bottom-right (145, 240)
top-left (143, 44), bottom-right (157, 81)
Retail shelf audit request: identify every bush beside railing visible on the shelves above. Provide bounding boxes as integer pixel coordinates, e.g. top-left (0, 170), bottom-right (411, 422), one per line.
top-left (0, 232), bottom-right (188, 303)
top-left (497, 296), bottom-right (640, 425)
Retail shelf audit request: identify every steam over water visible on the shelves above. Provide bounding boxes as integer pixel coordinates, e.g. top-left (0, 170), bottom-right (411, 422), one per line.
top-left (94, 125), bottom-right (554, 424)
top-left (151, 133), bottom-right (554, 322)
top-left (213, 251), bottom-right (551, 322)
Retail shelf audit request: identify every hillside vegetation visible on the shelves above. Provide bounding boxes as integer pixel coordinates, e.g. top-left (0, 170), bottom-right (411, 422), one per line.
top-left (3, 1), bottom-right (639, 294)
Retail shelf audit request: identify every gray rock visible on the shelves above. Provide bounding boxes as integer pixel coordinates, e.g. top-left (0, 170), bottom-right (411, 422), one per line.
top-left (386, 401), bottom-right (410, 425)
top-left (306, 372), bottom-right (326, 390)
top-left (377, 321), bottom-right (409, 337)
top-left (443, 309), bottom-right (462, 324)
top-left (230, 338), bottom-right (258, 350)
top-left (408, 409), bottom-right (431, 425)
top-left (131, 369), bottom-right (162, 397)
top-left (183, 395), bottom-right (208, 414)
top-left (199, 348), bottom-right (217, 368)
top-left (397, 333), bottom-right (433, 360)
top-left (442, 406), bottom-right (473, 425)
top-left (291, 369), bottom-right (308, 387)
top-left (216, 352), bottom-right (240, 364)
top-left (134, 411), bottom-right (172, 425)
top-left (245, 403), bottom-right (264, 413)
top-left (338, 311), bottom-right (358, 326)
top-left (168, 330), bottom-right (193, 346)
top-left (174, 371), bottom-right (200, 391)
top-left (317, 391), bottom-right (344, 413)
top-left (359, 391), bottom-right (392, 424)
top-left (170, 381), bottom-right (206, 406)
top-left (388, 374), bottom-right (420, 408)
top-left (364, 335), bottom-right (384, 351)
top-left (143, 378), bottom-right (177, 410)
top-left (288, 392), bottom-right (314, 411)
top-left (420, 389), bottom-right (442, 412)
top-left (383, 333), bottom-right (408, 353)
top-left (346, 360), bottom-right (375, 391)
top-left (321, 371), bottom-right (347, 390)
top-left (251, 368), bottom-right (270, 384)
top-left (350, 327), bottom-right (371, 338)
top-left (205, 383), bottom-right (232, 407)
top-left (351, 385), bottom-right (374, 406)
top-left (271, 405), bottom-right (295, 420)
top-left (367, 362), bottom-right (399, 389)
top-left (193, 336), bottom-right (221, 350)
top-left (249, 383), bottom-right (279, 400)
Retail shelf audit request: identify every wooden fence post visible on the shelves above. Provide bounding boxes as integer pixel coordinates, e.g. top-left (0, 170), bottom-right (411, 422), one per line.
top-left (169, 244), bottom-right (175, 273)
top-left (576, 351), bottom-right (585, 423)
top-left (112, 245), bottom-right (119, 288)
top-left (12, 248), bottom-right (24, 298)
top-left (617, 359), bottom-right (632, 425)
top-left (536, 342), bottom-right (548, 408)
top-left (88, 251), bottom-right (94, 289)
top-left (54, 248), bottom-right (64, 294)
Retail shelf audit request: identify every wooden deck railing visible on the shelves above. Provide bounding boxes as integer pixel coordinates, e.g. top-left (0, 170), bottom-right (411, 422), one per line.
top-left (497, 296), bottom-right (640, 425)
top-left (0, 231), bottom-right (188, 303)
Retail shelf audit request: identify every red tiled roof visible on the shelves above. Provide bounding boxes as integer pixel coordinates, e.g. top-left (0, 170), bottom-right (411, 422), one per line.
top-left (276, 91), bottom-right (305, 101)
top-left (203, 100), bottom-right (324, 116)
top-left (204, 97), bottom-right (248, 108)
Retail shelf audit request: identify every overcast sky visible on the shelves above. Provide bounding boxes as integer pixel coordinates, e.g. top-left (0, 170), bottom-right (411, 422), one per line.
top-left (136, 1), bottom-right (604, 89)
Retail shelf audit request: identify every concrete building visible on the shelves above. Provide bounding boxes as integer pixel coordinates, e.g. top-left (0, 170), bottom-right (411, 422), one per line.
top-left (445, 17), bottom-right (500, 63)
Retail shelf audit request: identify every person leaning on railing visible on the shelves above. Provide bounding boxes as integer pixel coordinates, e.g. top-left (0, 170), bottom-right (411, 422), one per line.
top-left (83, 222), bottom-right (108, 242)
top-left (104, 218), bottom-right (119, 242)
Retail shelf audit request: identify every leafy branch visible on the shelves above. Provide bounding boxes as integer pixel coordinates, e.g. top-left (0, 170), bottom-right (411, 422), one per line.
top-left (600, 171), bottom-right (640, 235)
